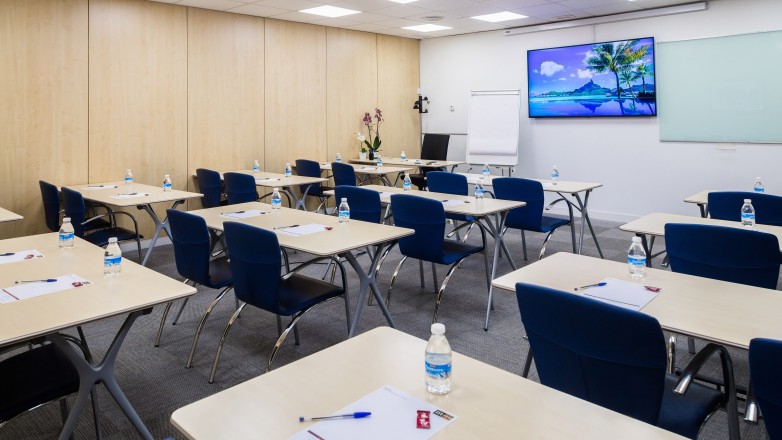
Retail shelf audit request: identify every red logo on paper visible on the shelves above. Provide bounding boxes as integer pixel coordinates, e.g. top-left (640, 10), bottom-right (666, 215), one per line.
top-left (416, 410), bottom-right (431, 429)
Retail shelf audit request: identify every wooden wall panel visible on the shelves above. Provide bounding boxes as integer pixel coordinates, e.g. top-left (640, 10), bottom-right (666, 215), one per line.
top-left (265, 20), bottom-right (327, 172)
top-left (0, 0), bottom-right (88, 238)
top-left (377, 35), bottom-right (421, 159)
top-left (188, 8), bottom-right (264, 208)
top-left (326, 28), bottom-right (377, 162)
top-left (88, 0), bottom-right (187, 235)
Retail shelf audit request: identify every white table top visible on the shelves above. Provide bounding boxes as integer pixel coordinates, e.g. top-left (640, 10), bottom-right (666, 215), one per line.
top-left (218, 170), bottom-right (326, 188)
top-left (361, 184), bottom-right (525, 217)
top-left (188, 202), bottom-right (413, 256)
top-left (0, 233), bottom-right (195, 348)
top-left (455, 173), bottom-right (602, 194)
top-left (0, 207), bottom-right (23, 223)
top-left (683, 190), bottom-right (711, 205)
top-left (493, 252), bottom-right (782, 350)
top-left (64, 181), bottom-right (202, 207)
top-left (300, 162), bottom-right (414, 175)
top-left (351, 157), bottom-right (465, 168)
top-left (619, 212), bottom-right (782, 247)
top-left (171, 327), bottom-right (683, 440)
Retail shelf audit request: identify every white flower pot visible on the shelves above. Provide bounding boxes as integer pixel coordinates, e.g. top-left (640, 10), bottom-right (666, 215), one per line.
top-left (359, 152), bottom-right (367, 160)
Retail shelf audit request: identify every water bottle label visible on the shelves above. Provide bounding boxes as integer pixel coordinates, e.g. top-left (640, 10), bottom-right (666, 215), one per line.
top-left (253, 166), bottom-right (260, 172)
top-left (125, 177), bottom-right (132, 183)
top-left (271, 199), bottom-right (281, 208)
top-left (403, 183), bottom-right (411, 191)
top-left (339, 211), bottom-right (350, 220)
top-left (104, 256), bottom-right (122, 268)
top-left (628, 256), bottom-right (646, 267)
top-left (754, 187), bottom-right (764, 193)
top-left (163, 183), bottom-right (172, 190)
top-left (741, 213), bottom-right (755, 221)
top-left (425, 361), bottom-right (452, 379)
top-left (285, 170), bottom-right (291, 176)
top-left (59, 232), bottom-right (74, 242)
top-left (474, 188), bottom-right (484, 197)
top-left (336, 157), bottom-right (342, 163)
top-left (483, 170), bottom-right (490, 176)
top-left (551, 172), bottom-right (559, 179)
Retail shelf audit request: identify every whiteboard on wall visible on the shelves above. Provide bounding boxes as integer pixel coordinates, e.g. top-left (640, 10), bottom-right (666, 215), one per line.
top-left (467, 90), bottom-right (520, 165)
top-left (658, 30), bottom-right (782, 143)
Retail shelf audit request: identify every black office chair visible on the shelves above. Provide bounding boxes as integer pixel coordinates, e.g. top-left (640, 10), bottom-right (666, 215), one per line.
top-left (409, 134), bottom-right (450, 190)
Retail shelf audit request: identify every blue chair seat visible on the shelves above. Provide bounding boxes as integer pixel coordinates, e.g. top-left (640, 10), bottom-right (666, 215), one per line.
top-left (658, 375), bottom-right (723, 439)
top-left (277, 274), bottom-right (344, 316)
top-left (440, 240), bottom-right (484, 265)
top-left (540, 215), bottom-right (570, 232)
top-left (80, 226), bottom-right (141, 248)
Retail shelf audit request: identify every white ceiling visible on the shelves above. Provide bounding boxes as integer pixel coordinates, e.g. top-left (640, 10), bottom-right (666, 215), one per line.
top-left (149, 0), bottom-right (709, 39)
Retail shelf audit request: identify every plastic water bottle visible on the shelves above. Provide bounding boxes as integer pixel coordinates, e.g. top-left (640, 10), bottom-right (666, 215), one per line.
top-left (376, 154), bottom-right (383, 167)
top-left (284, 163), bottom-right (292, 177)
top-left (338, 198), bottom-right (350, 223)
top-left (124, 169), bottom-right (133, 185)
top-left (482, 163), bottom-right (490, 178)
top-left (271, 187), bottom-right (282, 210)
top-left (252, 160), bottom-right (260, 173)
top-left (59, 217), bottom-right (74, 249)
top-left (336, 152), bottom-right (342, 163)
top-left (627, 236), bottom-right (647, 280)
top-left (474, 177), bottom-right (485, 199)
top-left (401, 150), bottom-right (407, 161)
top-left (162, 174), bottom-right (172, 192)
top-left (741, 199), bottom-right (756, 229)
top-left (403, 173), bottom-right (412, 191)
top-left (103, 237), bottom-right (122, 277)
top-left (754, 177), bottom-right (765, 193)
top-left (551, 165), bottom-right (560, 185)
top-left (425, 323), bottom-right (452, 395)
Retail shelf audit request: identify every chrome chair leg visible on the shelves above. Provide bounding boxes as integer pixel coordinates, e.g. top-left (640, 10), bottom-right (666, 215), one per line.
top-left (538, 229), bottom-right (556, 260)
top-left (172, 298), bottom-right (189, 325)
top-left (186, 286), bottom-right (233, 368)
top-left (462, 222), bottom-right (474, 242)
top-left (419, 259), bottom-right (425, 287)
top-left (688, 336), bottom-right (697, 354)
top-left (521, 346), bottom-right (534, 378)
top-left (386, 256), bottom-right (409, 307)
top-left (431, 262), bottom-right (438, 295)
top-left (432, 257), bottom-right (468, 324)
top-left (521, 230), bottom-right (528, 260)
top-left (154, 301), bottom-right (173, 347)
top-left (276, 315), bottom-right (283, 336)
top-left (209, 302), bottom-right (247, 384)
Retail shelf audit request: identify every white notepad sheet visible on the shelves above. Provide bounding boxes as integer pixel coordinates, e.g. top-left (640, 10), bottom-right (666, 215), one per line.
top-left (256, 178), bottom-right (281, 183)
top-left (0, 274), bottom-right (91, 304)
top-left (110, 193), bottom-right (150, 199)
top-left (577, 277), bottom-right (660, 311)
top-left (442, 200), bottom-right (469, 208)
top-left (219, 210), bottom-right (268, 219)
top-left (83, 185), bottom-right (119, 190)
top-left (277, 224), bottom-right (330, 236)
top-left (0, 249), bottom-right (44, 265)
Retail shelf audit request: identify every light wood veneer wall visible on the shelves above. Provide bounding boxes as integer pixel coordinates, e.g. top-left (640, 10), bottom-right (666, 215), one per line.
top-left (0, 0), bottom-right (420, 238)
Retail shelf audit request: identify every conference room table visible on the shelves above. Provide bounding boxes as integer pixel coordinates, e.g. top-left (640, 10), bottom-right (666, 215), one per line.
top-left (212, 169), bottom-right (327, 211)
top-left (619, 212), bottom-right (782, 267)
top-left (0, 207), bottom-right (23, 222)
top-left (361, 185), bottom-right (525, 330)
top-left (64, 181), bottom-right (202, 266)
top-left (683, 190), bottom-right (712, 217)
top-left (170, 326), bottom-right (682, 440)
top-left (187, 202), bottom-right (412, 337)
top-left (492, 252), bottom-right (782, 351)
top-left (0, 233), bottom-right (195, 440)
top-left (457, 173), bottom-right (604, 258)
top-left (309, 161), bottom-right (414, 186)
top-left (351, 156), bottom-right (465, 172)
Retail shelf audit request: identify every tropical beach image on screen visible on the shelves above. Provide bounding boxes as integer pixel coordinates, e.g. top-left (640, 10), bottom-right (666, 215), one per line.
top-left (527, 37), bottom-right (656, 117)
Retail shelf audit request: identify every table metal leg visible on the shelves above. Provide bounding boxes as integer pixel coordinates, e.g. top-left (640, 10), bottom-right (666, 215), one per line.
top-left (140, 200), bottom-right (184, 266)
top-left (285, 187), bottom-right (309, 211)
top-left (344, 245), bottom-right (396, 337)
top-left (698, 203), bottom-right (708, 218)
top-left (572, 191), bottom-right (604, 258)
top-left (482, 211), bottom-right (509, 331)
top-left (51, 310), bottom-right (153, 440)
top-left (637, 233), bottom-right (652, 267)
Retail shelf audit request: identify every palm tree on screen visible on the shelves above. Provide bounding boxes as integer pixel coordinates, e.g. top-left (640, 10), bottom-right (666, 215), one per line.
top-left (635, 63), bottom-right (654, 94)
top-left (586, 40), bottom-right (648, 99)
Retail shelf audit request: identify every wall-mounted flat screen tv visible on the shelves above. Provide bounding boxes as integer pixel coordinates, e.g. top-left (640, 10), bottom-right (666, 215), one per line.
top-left (527, 37), bottom-right (656, 118)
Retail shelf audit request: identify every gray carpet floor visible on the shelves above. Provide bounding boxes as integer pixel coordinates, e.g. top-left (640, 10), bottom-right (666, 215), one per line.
top-left (0, 217), bottom-right (770, 439)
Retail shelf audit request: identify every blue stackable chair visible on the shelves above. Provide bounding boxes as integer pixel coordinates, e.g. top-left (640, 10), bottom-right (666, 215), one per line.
top-left (209, 222), bottom-right (350, 382)
top-left (426, 171), bottom-right (478, 240)
top-left (493, 177), bottom-right (573, 261)
top-left (60, 187), bottom-right (143, 262)
top-left (295, 159), bottom-right (333, 212)
top-left (708, 191), bottom-right (782, 226)
top-left (665, 223), bottom-right (781, 289)
top-left (749, 338), bottom-right (782, 439)
top-left (39, 180), bottom-right (63, 233)
top-left (195, 168), bottom-right (226, 209)
top-left (387, 194), bottom-right (490, 323)
top-left (332, 162), bottom-right (358, 187)
top-left (223, 172), bottom-right (258, 205)
top-left (334, 186), bottom-right (381, 224)
top-left (515, 282), bottom-right (740, 439)
top-left (154, 210), bottom-right (234, 372)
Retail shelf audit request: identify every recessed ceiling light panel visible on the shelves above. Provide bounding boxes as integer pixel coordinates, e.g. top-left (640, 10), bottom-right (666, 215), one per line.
top-left (300, 5), bottom-right (361, 18)
top-left (471, 11), bottom-right (528, 23)
top-left (402, 24), bottom-right (451, 32)
top-left (389, 0), bottom-right (419, 4)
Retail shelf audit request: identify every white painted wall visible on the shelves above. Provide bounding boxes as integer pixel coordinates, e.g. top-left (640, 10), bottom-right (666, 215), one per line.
top-left (420, 0), bottom-right (782, 222)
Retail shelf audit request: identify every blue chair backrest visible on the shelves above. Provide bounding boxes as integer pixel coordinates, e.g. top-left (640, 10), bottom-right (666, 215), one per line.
top-left (708, 191), bottom-right (782, 226)
top-left (426, 172), bottom-right (468, 196)
top-left (60, 187), bottom-right (88, 237)
top-left (334, 186), bottom-right (381, 224)
top-left (167, 209), bottom-right (212, 285)
top-left (749, 338), bottom-right (782, 439)
top-left (224, 222), bottom-right (282, 313)
top-left (421, 134), bottom-right (449, 161)
top-left (665, 223), bottom-right (780, 289)
top-left (332, 162), bottom-right (357, 187)
top-left (39, 180), bottom-right (61, 232)
top-left (516, 282), bottom-right (667, 425)
top-left (223, 172), bottom-right (257, 205)
top-left (196, 168), bottom-right (223, 208)
top-left (493, 177), bottom-right (545, 230)
top-left (295, 159), bottom-right (322, 194)
top-left (390, 194), bottom-right (445, 261)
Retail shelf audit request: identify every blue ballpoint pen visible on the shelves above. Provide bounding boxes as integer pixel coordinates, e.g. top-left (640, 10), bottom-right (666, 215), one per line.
top-left (574, 282), bottom-right (607, 291)
top-left (299, 412), bottom-right (371, 422)
top-left (15, 279), bottom-right (58, 284)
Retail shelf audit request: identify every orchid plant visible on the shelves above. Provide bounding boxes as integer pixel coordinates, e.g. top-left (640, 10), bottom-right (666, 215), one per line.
top-left (359, 108), bottom-right (383, 152)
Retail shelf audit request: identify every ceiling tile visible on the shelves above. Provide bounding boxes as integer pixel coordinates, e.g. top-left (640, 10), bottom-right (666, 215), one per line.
top-left (269, 11), bottom-right (325, 23)
top-left (177, 0), bottom-right (248, 10)
top-left (415, 0), bottom-right (477, 11)
top-left (253, 0), bottom-right (326, 11)
top-left (556, 0), bottom-right (627, 8)
top-left (343, 22), bottom-right (396, 32)
top-left (330, 0), bottom-right (398, 12)
top-left (338, 11), bottom-right (393, 23)
top-left (310, 17), bottom-right (363, 27)
top-left (581, 3), bottom-right (644, 15)
top-left (227, 3), bottom-right (289, 16)
top-left (480, 0), bottom-right (553, 9)
top-left (372, 4), bottom-right (436, 18)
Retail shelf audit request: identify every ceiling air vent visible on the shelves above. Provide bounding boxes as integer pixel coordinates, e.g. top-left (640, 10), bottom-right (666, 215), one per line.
top-left (421, 16), bottom-right (445, 22)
